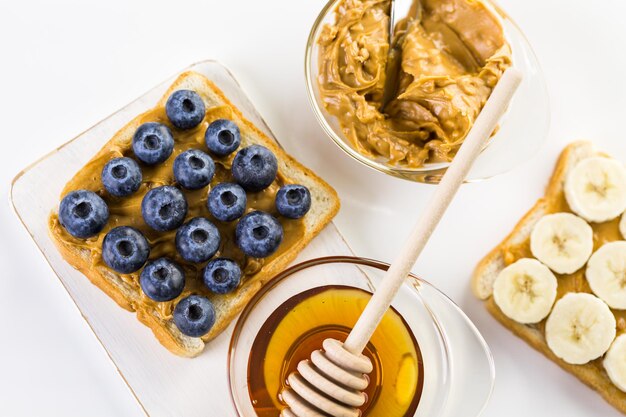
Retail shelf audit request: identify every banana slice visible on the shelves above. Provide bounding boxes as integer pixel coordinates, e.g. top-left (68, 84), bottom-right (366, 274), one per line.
top-left (604, 334), bottom-right (626, 392)
top-left (620, 213), bottom-right (626, 239)
top-left (586, 241), bottom-right (626, 309)
top-left (530, 213), bottom-right (594, 274)
top-left (564, 157), bottom-right (626, 223)
top-left (545, 293), bottom-right (616, 365)
top-left (493, 258), bottom-right (558, 324)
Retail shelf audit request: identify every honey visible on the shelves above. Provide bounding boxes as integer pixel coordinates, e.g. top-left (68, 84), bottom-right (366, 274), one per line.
top-left (247, 285), bottom-right (424, 416)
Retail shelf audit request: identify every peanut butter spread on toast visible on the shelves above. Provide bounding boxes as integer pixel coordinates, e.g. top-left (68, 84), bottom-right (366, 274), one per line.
top-left (500, 191), bottom-right (626, 371)
top-left (49, 104), bottom-right (305, 320)
top-left (318, 0), bottom-right (511, 167)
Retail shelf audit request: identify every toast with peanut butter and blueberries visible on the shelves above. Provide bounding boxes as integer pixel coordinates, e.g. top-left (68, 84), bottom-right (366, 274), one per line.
top-left (473, 141), bottom-right (626, 413)
top-left (48, 71), bottom-right (340, 357)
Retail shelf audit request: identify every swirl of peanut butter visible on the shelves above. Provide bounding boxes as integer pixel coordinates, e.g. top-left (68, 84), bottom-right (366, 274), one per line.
top-left (318, 0), bottom-right (512, 167)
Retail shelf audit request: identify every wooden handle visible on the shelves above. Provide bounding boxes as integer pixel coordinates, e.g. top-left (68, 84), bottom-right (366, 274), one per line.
top-left (343, 69), bottom-right (523, 354)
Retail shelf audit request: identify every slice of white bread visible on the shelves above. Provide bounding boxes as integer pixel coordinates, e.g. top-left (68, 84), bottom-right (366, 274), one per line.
top-left (49, 71), bottom-right (340, 357)
top-left (472, 141), bottom-right (626, 414)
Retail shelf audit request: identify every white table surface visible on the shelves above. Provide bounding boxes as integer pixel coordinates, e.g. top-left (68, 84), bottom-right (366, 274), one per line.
top-left (1, 0), bottom-right (625, 416)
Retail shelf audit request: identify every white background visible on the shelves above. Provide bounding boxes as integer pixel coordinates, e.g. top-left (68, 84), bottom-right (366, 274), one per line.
top-left (1, 0), bottom-right (625, 416)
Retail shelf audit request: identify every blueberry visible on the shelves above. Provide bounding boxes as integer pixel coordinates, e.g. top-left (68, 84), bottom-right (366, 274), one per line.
top-left (166, 90), bottom-right (206, 130)
top-left (102, 226), bottom-right (150, 274)
top-left (175, 217), bottom-right (221, 263)
top-left (203, 258), bottom-right (241, 294)
top-left (208, 183), bottom-right (247, 222)
top-left (173, 295), bottom-right (215, 337)
top-left (205, 119), bottom-right (241, 156)
top-left (235, 211), bottom-right (283, 258)
top-left (139, 258), bottom-right (185, 302)
top-left (59, 190), bottom-right (109, 238)
top-left (173, 149), bottom-right (215, 190)
top-left (141, 186), bottom-right (188, 231)
top-left (276, 184), bottom-right (311, 219)
top-left (132, 122), bottom-right (174, 165)
top-left (231, 145), bottom-right (278, 192)
top-left (101, 157), bottom-right (142, 197)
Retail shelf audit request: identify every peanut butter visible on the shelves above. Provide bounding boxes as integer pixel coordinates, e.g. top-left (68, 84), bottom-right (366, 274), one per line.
top-left (501, 191), bottom-right (626, 374)
top-left (49, 104), bottom-right (305, 321)
top-left (318, 0), bottom-right (511, 167)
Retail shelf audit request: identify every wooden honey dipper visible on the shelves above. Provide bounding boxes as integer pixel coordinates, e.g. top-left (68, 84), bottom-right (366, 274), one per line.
top-left (280, 69), bottom-right (523, 417)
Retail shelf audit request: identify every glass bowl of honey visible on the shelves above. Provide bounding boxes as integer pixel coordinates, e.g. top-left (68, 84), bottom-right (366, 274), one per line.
top-left (304, 0), bottom-right (550, 183)
top-left (228, 256), bottom-right (495, 417)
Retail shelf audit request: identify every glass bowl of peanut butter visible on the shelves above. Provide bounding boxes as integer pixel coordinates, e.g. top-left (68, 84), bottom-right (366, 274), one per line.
top-left (305, 0), bottom-right (549, 183)
top-left (228, 256), bottom-right (496, 417)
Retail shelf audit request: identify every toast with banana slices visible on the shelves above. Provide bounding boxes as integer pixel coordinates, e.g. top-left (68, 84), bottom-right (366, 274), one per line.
top-left (473, 141), bottom-right (626, 414)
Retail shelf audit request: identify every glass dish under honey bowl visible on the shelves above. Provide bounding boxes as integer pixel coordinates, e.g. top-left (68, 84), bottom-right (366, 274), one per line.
top-left (305, 0), bottom-right (550, 183)
top-left (228, 256), bottom-right (495, 417)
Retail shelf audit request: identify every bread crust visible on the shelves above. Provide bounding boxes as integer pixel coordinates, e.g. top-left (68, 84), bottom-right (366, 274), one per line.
top-left (472, 141), bottom-right (626, 413)
top-left (49, 71), bottom-right (340, 357)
